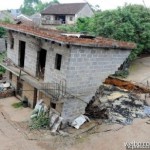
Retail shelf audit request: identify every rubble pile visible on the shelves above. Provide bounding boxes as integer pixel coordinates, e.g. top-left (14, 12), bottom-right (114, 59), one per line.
top-left (85, 84), bottom-right (150, 125)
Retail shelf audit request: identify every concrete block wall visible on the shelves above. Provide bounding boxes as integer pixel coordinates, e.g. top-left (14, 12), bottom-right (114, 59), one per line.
top-left (43, 43), bottom-right (70, 84)
top-left (61, 97), bottom-right (87, 122)
top-left (7, 31), bottom-right (39, 77)
top-left (24, 38), bottom-right (39, 77)
top-left (0, 38), bottom-right (6, 52)
top-left (7, 32), bottom-right (20, 65)
top-left (67, 46), bottom-right (130, 97)
top-left (7, 32), bottom-right (71, 83)
top-left (11, 74), bottom-right (17, 88)
top-left (61, 46), bottom-right (130, 122)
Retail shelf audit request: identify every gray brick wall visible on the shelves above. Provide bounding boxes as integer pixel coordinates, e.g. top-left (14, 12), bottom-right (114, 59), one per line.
top-left (67, 46), bottom-right (130, 97)
top-left (0, 38), bottom-right (6, 52)
top-left (7, 32), bottom-right (39, 77)
top-left (61, 97), bottom-right (87, 122)
top-left (61, 46), bottom-right (130, 123)
top-left (7, 33), bottom-right (19, 65)
top-left (24, 39), bottom-right (39, 77)
top-left (43, 44), bottom-right (70, 84)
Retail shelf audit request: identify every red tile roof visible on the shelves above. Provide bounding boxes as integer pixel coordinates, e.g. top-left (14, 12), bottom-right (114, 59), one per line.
top-left (0, 23), bottom-right (136, 50)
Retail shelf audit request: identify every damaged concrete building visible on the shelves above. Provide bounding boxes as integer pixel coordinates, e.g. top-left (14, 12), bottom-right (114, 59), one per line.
top-left (0, 23), bottom-right (136, 123)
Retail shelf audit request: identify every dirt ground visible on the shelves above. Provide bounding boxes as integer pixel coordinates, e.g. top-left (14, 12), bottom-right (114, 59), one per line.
top-left (0, 97), bottom-right (150, 150)
top-left (127, 56), bottom-right (150, 85)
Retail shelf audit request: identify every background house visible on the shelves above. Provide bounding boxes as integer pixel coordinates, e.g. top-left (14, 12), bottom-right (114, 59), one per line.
top-left (41, 3), bottom-right (94, 25)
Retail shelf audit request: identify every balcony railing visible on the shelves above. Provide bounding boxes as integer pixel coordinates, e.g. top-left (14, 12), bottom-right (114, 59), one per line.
top-left (41, 80), bottom-right (67, 99)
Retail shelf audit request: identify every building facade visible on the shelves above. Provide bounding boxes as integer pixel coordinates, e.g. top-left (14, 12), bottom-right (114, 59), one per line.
top-left (0, 23), bottom-right (136, 123)
top-left (41, 3), bottom-right (94, 25)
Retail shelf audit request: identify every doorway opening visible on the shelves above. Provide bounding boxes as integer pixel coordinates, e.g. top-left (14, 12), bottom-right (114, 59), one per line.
top-left (37, 49), bottom-right (47, 79)
top-left (19, 41), bottom-right (26, 68)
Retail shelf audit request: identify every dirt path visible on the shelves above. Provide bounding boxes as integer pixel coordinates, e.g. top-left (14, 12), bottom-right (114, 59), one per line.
top-left (70, 119), bottom-right (150, 150)
top-left (0, 97), bottom-right (45, 150)
top-left (0, 97), bottom-right (150, 150)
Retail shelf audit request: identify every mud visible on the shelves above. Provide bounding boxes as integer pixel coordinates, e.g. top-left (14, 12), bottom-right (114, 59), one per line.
top-left (104, 76), bottom-right (150, 93)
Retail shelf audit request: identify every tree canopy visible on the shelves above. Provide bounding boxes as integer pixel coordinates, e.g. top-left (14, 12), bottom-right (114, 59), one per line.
top-left (58, 4), bottom-right (150, 61)
top-left (20, 0), bottom-right (59, 16)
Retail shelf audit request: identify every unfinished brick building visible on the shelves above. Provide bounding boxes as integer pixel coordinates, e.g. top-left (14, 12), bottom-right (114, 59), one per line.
top-left (0, 23), bottom-right (136, 123)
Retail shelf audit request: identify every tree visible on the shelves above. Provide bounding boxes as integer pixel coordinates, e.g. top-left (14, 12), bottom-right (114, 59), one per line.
top-left (20, 0), bottom-right (40, 15)
top-left (0, 28), bottom-right (6, 38)
top-left (90, 5), bottom-right (150, 61)
top-left (58, 4), bottom-right (150, 62)
top-left (20, 0), bottom-right (59, 16)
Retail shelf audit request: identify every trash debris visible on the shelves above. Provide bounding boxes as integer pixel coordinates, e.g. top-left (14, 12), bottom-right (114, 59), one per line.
top-left (144, 106), bottom-right (150, 117)
top-left (49, 109), bottom-right (63, 133)
top-left (0, 82), bottom-right (14, 98)
top-left (31, 99), bottom-right (48, 119)
top-left (51, 116), bottom-right (63, 133)
top-left (71, 115), bottom-right (90, 129)
top-left (3, 82), bottom-right (10, 88)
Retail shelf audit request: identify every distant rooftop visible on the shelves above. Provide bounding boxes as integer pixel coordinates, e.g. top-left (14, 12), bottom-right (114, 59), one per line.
top-left (0, 23), bottom-right (136, 50)
top-left (41, 3), bottom-right (87, 15)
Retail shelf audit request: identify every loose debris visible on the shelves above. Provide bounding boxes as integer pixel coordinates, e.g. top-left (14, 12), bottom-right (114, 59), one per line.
top-left (105, 76), bottom-right (150, 93)
top-left (71, 115), bottom-right (90, 129)
top-left (86, 84), bottom-right (150, 125)
top-left (49, 109), bottom-right (63, 133)
top-left (30, 100), bottom-right (63, 134)
top-left (0, 82), bottom-right (14, 98)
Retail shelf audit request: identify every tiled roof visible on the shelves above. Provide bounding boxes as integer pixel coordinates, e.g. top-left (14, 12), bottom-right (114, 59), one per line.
top-left (41, 3), bottom-right (87, 15)
top-left (0, 23), bottom-right (136, 50)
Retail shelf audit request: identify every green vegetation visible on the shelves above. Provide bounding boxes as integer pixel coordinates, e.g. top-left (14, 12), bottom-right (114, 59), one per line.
top-left (0, 52), bottom-right (6, 75)
top-left (58, 4), bottom-right (150, 63)
top-left (0, 52), bottom-right (6, 62)
top-left (0, 66), bottom-right (6, 75)
top-left (20, 0), bottom-right (59, 16)
top-left (30, 113), bottom-right (49, 129)
top-left (0, 27), bottom-right (6, 38)
top-left (12, 102), bottom-right (23, 108)
top-left (0, 15), bottom-right (13, 38)
top-left (114, 70), bottom-right (129, 78)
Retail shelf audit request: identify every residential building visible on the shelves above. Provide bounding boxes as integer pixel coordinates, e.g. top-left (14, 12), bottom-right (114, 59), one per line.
top-left (0, 23), bottom-right (136, 124)
top-left (41, 3), bottom-right (94, 25)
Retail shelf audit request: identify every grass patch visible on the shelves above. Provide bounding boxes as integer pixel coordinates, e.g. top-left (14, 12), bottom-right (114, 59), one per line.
top-left (12, 101), bottom-right (23, 108)
top-left (30, 113), bottom-right (50, 130)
